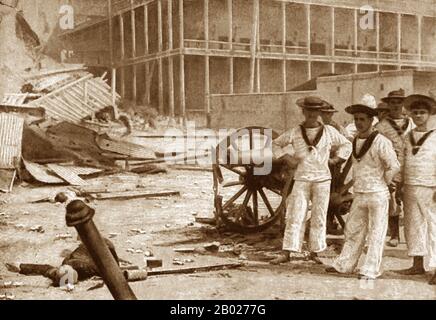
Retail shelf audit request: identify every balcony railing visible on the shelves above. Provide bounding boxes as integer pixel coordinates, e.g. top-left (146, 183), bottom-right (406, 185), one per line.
top-left (182, 38), bottom-right (435, 64)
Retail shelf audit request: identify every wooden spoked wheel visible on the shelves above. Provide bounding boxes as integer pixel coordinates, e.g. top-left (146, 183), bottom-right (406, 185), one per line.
top-left (212, 127), bottom-right (293, 233)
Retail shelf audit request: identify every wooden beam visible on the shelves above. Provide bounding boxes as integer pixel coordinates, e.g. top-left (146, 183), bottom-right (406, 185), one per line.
top-left (308, 61), bottom-right (312, 80)
top-left (205, 56), bottom-right (210, 113)
top-left (354, 9), bottom-right (358, 56)
top-left (376, 11), bottom-right (380, 60)
top-left (397, 13), bottom-right (401, 61)
top-left (250, 0), bottom-right (259, 93)
top-left (282, 59), bottom-right (286, 92)
top-left (256, 58), bottom-right (260, 93)
top-left (180, 54), bottom-right (186, 121)
top-left (119, 14), bottom-right (125, 60)
top-left (158, 0), bottom-right (163, 52)
top-left (229, 57), bottom-right (234, 94)
top-left (158, 58), bottom-right (163, 113)
top-left (108, 0), bottom-right (114, 66)
top-left (132, 65), bottom-right (137, 102)
top-left (418, 15), bottom-right (422, 61)
top-left (180, 0), bottom-right (184, 49)
top-left (204, 0), bottom-right (209, 49)
top-left (331, 6), bottom-right (335, 56)
top-left (144, 5), bottom-right (149, 54)
top-left (28, 75), bottom-right (93, 105)
top-left (111, 68), bottom-right (117, 113)
top-left (131, 8), bottom-right (136, 58)
top-left (168, 56), bottom-right (175, 117)
top-left (228, 0), bottom-right (233, 50)
top-left (168, 0), bottom-right (173, 50)
top-left (120, 67), bottom-right (125, 98)
top-left (307, 4), bottom-right (311, 55)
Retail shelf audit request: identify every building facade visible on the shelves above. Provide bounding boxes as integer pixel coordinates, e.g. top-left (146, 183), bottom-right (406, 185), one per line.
top-left (59, 0), bottom-right (436, 123)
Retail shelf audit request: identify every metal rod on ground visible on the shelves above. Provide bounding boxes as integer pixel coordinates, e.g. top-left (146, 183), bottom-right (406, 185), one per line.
top-left (65, 200), bottom-right (137, 300)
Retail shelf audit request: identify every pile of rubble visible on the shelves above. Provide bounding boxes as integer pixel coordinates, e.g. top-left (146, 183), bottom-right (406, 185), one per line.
top-left (0, 11), bottom-right (210, 196)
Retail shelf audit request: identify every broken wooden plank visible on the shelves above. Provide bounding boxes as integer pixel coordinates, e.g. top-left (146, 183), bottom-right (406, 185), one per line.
top-left (169, 165), bottom-right (213, 172)
top-left (22, 66), bottom-right (86, 80)
top-left (0, 113), bottom-right (24, 169)
top-left (90, 190), bottom-right (181, 201)
top-left (195, 217), bottom-right (216, 226)
top-left (143, 151), bottom-right (210, 165)
top-left (23, 160), bottom-right (64, 184)
top-left (0, 169), bottom-right (16, 193)
top-left (58, 166), bottom-right (103, 177)
top-left (96, 135), bottom-right (156, 160)
top-left (46, 164), bottom-right (87, 186)
top-left (29, 74), bottom-right (93, 105)
top-left (147, 263), bottom-right (243, 277)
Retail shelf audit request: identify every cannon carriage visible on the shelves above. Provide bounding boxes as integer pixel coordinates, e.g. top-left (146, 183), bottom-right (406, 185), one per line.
top-left (212, 126), bottom-right (353, 234)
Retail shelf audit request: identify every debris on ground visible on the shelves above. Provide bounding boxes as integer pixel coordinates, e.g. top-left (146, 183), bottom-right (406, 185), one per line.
top-left (147, 263), bottom-right (244, 277)
top-left (144, 258), bottom-right (163, 269)
top-left (29, 225), bottom-right (45, 233)
top-left (54, 233), bottom-right (73, 241)
top-left (0, 294), bottom-right (16, 301)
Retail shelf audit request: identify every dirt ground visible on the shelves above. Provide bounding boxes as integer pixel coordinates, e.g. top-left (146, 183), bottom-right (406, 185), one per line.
top-left (0, 169), bottom-right (435, 300)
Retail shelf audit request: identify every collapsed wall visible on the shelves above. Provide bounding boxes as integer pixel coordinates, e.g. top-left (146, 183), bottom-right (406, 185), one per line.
top-left (0, 11), bottom-right (62, 100)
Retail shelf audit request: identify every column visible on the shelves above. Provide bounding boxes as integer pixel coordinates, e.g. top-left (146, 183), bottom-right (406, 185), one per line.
top-left (204, 0), bottom-right (209, 49)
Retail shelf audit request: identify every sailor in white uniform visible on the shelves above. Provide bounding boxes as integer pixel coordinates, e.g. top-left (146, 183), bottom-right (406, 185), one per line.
top-left (270, 96), bottom-right (352, 264)
top-left (397, 94), bottom-right (436, 286)
top-left (327, 103), bottom-right (400, 280)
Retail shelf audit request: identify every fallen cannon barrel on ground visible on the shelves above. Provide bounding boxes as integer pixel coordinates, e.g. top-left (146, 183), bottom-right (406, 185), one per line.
top-left (65, 200), bottom-right (137, 300)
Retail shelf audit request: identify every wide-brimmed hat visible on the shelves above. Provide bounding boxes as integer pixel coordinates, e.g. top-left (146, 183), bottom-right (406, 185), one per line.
top-left (381, 89), bottom-right (406, 103)
top-left (296, 96), bottom-right (325, 110)
top-left (320, 101), bottom-right (338, 113)
top-left (345, 104), bottom-right (378, 117)
top-left (404, 94), bottom-right (436, 115)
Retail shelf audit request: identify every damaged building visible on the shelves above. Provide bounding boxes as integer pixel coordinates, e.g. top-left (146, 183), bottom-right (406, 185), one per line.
top-left (59, 0), bottom-right (436, 126)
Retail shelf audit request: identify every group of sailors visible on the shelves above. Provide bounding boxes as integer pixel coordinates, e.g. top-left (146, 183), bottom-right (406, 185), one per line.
top-left (270, 89), bottom-right (436, 285)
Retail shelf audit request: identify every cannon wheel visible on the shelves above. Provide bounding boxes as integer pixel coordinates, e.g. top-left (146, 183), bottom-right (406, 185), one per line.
top-left (212, 127), bottom-right (293, 234)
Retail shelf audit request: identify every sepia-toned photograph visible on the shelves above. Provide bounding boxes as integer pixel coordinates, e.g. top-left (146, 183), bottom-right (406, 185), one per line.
top-left (0, 0), bottom-right (435, 303)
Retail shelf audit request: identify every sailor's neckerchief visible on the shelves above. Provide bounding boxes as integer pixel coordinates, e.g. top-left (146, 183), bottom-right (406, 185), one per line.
top-left (300, 124), bottom-right (325, 152)
top-left (352, 130), bottom-right (380, 162)
top-left (386, 117), bottom-right (411, 136)
top-left (409, 129), bottom-right (435, 155)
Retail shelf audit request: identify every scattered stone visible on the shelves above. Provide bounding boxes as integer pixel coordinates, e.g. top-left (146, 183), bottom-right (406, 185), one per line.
top-left (183, 259), bottom-right (195, 264)
top-left (0, 281), bottom-right (24, 289)
top-left (165, 224), bottom-right (171, 228)
top-left (204, 242), bottom-right (221, 252)
top-left (130, 229), bottom-right (147, 235)
top-left (135, 249), bottom-right (144, 254)
top-left (108, 233), bottom-right (120, 238)
top-left (173, 258), bottom-right (185, 266)
top-left (60, 283), bottom-right (75, 292)
top-left (238, 254), bottom-right (248, 261)
top-left (0, 294), bottom-right (15, 300)
top-left (187, 222), bottom-right (195, 227)
top-left (144, 250), bottom-right (153, 257)
top-left (29, 225), bottom-right (45, 233)
top-left (126, 248), bottom-right (135, 254)
top-left (54, 233), bottom-right (73, 241)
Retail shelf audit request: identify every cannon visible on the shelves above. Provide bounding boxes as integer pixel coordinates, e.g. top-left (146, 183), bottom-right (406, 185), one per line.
top-left (212, 127), bottom-right (353, 234)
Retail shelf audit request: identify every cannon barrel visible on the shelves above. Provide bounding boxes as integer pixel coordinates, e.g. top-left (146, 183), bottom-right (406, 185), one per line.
top-left (66, 200), bottom-right (137, 300)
